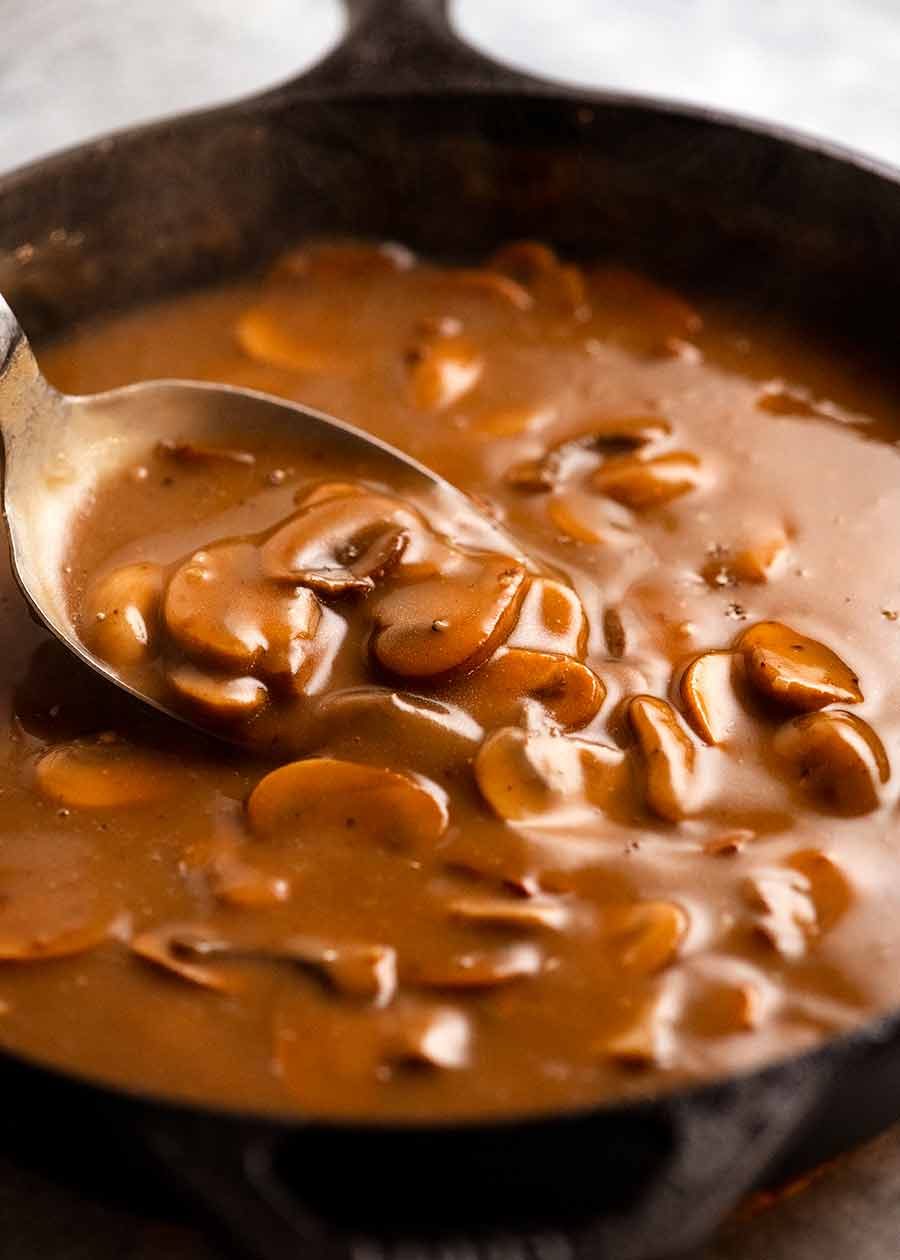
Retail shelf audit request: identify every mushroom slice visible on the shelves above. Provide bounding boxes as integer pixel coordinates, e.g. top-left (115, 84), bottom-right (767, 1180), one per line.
top-left (592, 451), bottom-right (703, 510)
top-left (742, 869), bottom-right (817, 960)
top-left (131, 924), bottom-right (240, 992)
top-left (133, 923), bottom-right (398, 1006)
top-left (448, 895), bottom-right (572, 932)
top-left (474, 726), bottom-right (626, 822)
top-left (547, 490), bottom-right (634, 545)
top-left (596, 991), bottom-right (670, 1068)
top-left (738, 621), bottom-right (862, 712)
top-left (603, 901), bottom-right (688, 975)
top-left (688, 980), bottom-right (765, 1036)
top-left (680, 651), bottom-right (744, 745)
top-left (488, 241), bottom-right (587, 314)
top-left (261, 493), bottom-right (423, 593)
top-left (201, 844), bottom-right (291, 909)
top-left (505, 417), bottom-right (671, 493)
top-left (81, 562), bottom-right (165, 668)
top-left (449, 648), bottom-right (604, 731)
top-left (294, 480), bottom-right (368, 509)
top-left (370, 552), bottom-right (526, 679)
top-left (722, 533), bottom-right (790, 585)
top-left (164, 542), bottom-right (321, 674)
top-left (273, 999), bottom-right (470, 1110)
top-left (603, 606), bottom-right (628, 658)
top-left (407, 941), bottom-right (543, 989)
top-left (773, 709), bottom-right (889, 816)
top-left (34, 735), bottom-right (178, 809)
top-left (586, 265), bottom-right (702, 354)
top-left (628, 695), bottom-right (701, 822)
top-left (386, 1004), bottom-right (472, 1069)
top-left (439, 268), bottom-right (534, 310)
top-left (507, 577), bottom-right (588, 658)
top-left (246, 757), bottom-right (448, 852)
top-left (167, 666), bottom-right (268, 723)
top-left (406, 333), bottom-right (482, 411)
top-left (0, 833), bottom-right (116, 962)
top-left (785, 850), bottom-right (853, 933)
top-left (156, 439), bottom-right (255, 466)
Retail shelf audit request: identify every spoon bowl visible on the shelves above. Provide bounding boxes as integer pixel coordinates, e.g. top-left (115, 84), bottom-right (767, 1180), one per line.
top-left (0, 295), bottom-right (521, 735)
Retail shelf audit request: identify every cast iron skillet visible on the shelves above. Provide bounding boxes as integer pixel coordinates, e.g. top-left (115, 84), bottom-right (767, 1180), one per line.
top-left (4, 2), bottom-right (900, 1257)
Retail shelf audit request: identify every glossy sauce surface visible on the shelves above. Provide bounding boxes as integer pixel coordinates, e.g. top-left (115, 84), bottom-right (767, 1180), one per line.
top-left (3, 240), bottom-right (900, 1119)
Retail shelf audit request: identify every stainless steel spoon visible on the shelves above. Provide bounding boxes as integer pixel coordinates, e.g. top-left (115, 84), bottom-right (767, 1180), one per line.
top-left (0, 295), bottom-right (522, 731)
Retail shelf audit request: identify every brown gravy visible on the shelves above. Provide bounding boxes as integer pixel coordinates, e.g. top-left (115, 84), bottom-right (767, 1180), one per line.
top-left (3, 239), bottom-right (900, 1119)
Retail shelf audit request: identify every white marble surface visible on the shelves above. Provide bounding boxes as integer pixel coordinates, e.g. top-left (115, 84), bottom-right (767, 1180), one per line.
top-left (1, 0), bottom-right (899, 172)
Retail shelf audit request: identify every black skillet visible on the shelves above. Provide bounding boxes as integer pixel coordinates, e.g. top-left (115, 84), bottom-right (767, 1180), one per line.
top-left (3, 2), bottom-right (900, 1257)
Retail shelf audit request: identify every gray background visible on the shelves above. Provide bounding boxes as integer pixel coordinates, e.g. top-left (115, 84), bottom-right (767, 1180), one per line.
top-left (2, 1), bottom-right (900, 1257)
top-left (1, 0), bottom-right (900, 174)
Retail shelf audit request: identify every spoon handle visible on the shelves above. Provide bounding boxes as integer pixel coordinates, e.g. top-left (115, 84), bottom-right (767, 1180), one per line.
top-left (0, 295), bottom-right (45, 445)
top-left (0, 293), bottom-right (24, 377)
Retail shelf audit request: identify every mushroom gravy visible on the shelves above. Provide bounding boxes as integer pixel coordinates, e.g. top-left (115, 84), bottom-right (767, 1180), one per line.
top-left (3, 239), bottom-right (900, 1118)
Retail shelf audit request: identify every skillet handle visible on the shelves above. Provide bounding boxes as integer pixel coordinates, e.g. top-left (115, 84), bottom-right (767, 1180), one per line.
top-left (283, 0), bottom-right (550, 97)
top-left (146, 1122), bottom-right (344, 1260)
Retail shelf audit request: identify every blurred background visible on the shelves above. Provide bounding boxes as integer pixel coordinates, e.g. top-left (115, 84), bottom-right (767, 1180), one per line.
top-left (1, 0), bottom-right (898, 173)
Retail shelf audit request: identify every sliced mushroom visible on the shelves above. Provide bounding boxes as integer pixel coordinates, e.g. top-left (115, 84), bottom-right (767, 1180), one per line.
top-left (547, 490), bottom-right (634, 545)
top-left (756, 381), bottom-right (830, 418)
top-left (742, 868), bottom-right (817, 960)
top-left (132, 922), bottom-right (398, 1006)
top-left (273, 998), bottom-right (470, 1109)
top-left (448, 894), bottom-right (573, 932)
top-left (603, 901), bottom-right (688, 975)
top-left (474, 725), bottom-right (627, 822)
top-left (785, 850), bottom-right (853, 932)
top-left (704, 828), bottom-right (755, 857)
top-left (295, 480), bottom-right (368, 510)
top-left (166, 666), bottom-right (268, 723)
top-left (680, 651), bottom-right (744, 745)
top-left (261, 492), bottom-right (422, 593)
top-left (489, 241), bottom-right (587, 314)
top-left (406, 941), bottom-right (543, 989)
top-left (34, 735), bottom-right (177, 809)
top-left (385, 1004), bottom-right (471, 1069)
top-left (438, 268), bottom-right (534, 310)
top-left (596, 992), bottom-right (669, 1068)
top-left (156, 439), bottom-right (255, 466)
top-left (689, 981), bottom-right (764, 1035)
top-left (506, 577), bottom-right (588, 658)
top-left (473, 403), bottom-right (552, 437)
top-left (246, 757), bottom-right (448, 852)
top-left (447, 648), bottom-right (604, 731)
top-left (164, 542), bottom-right (322, 676)
top-left (271, 239), bottom-right (414, 282)
top-left (586, 265), bottom-right (702, 355)
top-left (737, 621), bottom-right (862, 712)
top-left (0, 834), bottom-right (118, 962)
top-left (235, 305), bottom-right (362, 376)
top-left (628, 695), bottom-right (701, 822)
top-left (592, 452), bottom-right (703, 510)
top-left (81, 562), bottom-right (165, 667)
top-left (201, 844), bottom-right (291, 909)
top-left (505, 416), bottom-right (671, 492)
top-left (406, 333), bottom-right (482, 411)
top-left (700, 534), bottom-right (786, 587)
top-left (131, 923), bottom-right (240, 992)
top-left (370, 552), bottom-right (526, 679)
top-left (773, 709), bottom-right (889, 816)
top-left (603, 606), bottom-right (628, 659)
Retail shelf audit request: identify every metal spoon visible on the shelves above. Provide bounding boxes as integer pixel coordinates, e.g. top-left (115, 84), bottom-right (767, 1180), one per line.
top-left (0, 295), bottom-right (522, 732)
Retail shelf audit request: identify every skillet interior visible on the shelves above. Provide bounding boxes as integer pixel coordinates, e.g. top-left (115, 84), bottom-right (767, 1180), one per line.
top-left (3, 2), bottom-right (900, 1256)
